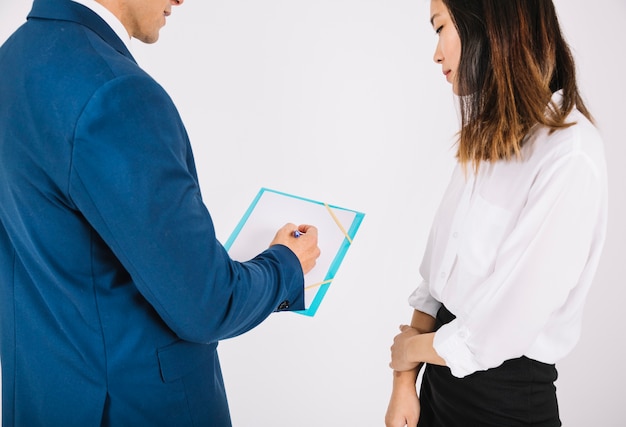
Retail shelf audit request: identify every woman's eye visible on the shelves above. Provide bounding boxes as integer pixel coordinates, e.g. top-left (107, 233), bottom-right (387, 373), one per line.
top-left (435, 25), bottom-right (443, 35)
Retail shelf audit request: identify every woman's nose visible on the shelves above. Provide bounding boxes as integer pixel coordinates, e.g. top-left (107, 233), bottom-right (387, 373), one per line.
top-left (433, 42), bottom-right (443, 64)
top-left (433, 50), bottom-right (443, 64)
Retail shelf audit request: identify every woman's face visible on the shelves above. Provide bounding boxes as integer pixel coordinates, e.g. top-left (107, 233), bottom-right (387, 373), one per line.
top-left (430, 0), bottom-right (462, 94)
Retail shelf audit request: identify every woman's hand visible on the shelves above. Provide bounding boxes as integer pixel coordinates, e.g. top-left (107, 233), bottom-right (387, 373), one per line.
top-left (390, 326), bottom-right (444, 371)
top-left (385, 371), bottom-right (420, 427)
top-left (390, 325), bottom-right (420, 372)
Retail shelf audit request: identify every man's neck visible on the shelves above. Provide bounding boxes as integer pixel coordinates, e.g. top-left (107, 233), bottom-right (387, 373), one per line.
top-left (70, 0), bottom-right (133, 52)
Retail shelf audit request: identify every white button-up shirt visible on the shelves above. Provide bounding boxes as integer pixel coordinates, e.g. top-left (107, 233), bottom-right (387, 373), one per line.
top-left (409, 92), bottom-right (608, 378)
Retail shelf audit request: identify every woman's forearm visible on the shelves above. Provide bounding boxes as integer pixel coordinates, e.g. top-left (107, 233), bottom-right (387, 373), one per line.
top-left (410, 309), bottom-right (436, 334)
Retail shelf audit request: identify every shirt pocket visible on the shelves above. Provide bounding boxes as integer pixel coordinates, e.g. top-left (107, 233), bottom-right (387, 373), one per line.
top-left (457, 194), bottom-right (514, 277)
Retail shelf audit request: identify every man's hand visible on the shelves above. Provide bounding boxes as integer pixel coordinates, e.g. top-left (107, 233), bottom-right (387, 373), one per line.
top-left (270, 223), bottom-right (320, 274)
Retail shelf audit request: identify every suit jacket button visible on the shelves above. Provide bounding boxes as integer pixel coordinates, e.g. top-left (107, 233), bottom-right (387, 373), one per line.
top-left (277, 300), bottom-right (290, 311)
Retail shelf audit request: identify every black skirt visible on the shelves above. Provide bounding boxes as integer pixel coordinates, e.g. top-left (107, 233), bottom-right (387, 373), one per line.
top-left (417, 305), bottom-right (561, 427)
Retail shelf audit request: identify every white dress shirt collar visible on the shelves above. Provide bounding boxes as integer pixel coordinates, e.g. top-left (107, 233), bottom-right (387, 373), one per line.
top-left (71, 0), bottom-right (133, 53)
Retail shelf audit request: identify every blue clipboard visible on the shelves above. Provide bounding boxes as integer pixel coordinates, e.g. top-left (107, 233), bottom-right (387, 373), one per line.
top-left (224, 188), bottom-right (365, 316)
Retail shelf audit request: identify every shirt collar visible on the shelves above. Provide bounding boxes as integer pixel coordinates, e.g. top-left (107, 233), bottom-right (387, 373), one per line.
top-left (71, 0), bottom-right (133, 54)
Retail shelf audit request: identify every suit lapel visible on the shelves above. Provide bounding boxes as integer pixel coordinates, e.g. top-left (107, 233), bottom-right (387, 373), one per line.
top-left (27, 0), bottom-right (136, 62)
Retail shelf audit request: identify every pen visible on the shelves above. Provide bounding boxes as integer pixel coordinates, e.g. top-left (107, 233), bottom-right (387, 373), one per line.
top-left (293, 230), bottom-right (303, 238)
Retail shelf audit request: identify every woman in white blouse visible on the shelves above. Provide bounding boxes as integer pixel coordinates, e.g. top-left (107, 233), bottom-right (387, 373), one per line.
top-left (385, 0), bottom-right (607, 426)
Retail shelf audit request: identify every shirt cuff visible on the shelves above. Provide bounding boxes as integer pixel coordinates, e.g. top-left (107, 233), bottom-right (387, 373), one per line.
top-left (433, 320), bottom-right (484, 378)
top-left (408, 282), bottom-right (441, 318)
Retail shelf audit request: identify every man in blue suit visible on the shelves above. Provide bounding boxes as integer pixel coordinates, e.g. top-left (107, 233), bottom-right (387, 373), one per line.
top-left (0, 0), bottom-right (321, 425)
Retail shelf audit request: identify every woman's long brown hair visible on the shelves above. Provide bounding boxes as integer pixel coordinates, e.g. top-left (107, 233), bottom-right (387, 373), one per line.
top-left (443, 0), bottom-right (593, 168)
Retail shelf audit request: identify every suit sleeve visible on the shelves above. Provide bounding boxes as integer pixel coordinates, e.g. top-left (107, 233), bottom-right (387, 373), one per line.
top-left (69, 74), bottom-right (304, 343)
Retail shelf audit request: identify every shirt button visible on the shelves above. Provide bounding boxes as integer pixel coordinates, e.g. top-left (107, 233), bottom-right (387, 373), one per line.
top-left (440, 272), bottom-right (446, 279)
top-left (452, 232), bottom-right (458, 238)
top-left (277, 300), bottom-right (290, 311)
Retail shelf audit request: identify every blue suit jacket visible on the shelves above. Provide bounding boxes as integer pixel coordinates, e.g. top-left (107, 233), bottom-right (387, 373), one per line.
top-left (0, 1), bottom-right (305, 425)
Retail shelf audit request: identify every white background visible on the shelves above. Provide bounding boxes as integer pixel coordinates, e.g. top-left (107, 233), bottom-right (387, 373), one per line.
top-left (1, 1), bottom-right (625, 425)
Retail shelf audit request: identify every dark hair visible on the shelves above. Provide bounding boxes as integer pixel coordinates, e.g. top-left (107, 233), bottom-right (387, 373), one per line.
top-left (442, 0), bottom-right (593, 167)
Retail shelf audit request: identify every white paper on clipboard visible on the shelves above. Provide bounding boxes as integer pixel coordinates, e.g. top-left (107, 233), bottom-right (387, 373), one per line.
top-left (224, 188), bottom-right (365, 316)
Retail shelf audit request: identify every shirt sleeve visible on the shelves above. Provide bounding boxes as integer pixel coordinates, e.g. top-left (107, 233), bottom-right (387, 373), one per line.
top-left (408, 280), bottom-right (441, 318)
top-left (408, 216), bottom-right (444, 317)
top-left (69, 74), bottom-right (304, 344)
top-left (434, 148), bottom-right (605, 378)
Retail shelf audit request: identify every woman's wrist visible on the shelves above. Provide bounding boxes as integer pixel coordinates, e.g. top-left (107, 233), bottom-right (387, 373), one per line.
top-left (392, 366), bottom-right (419, 388)
top-left (410, 332), bottom-right (446, 367)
